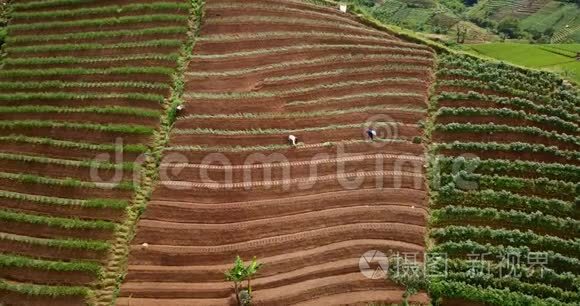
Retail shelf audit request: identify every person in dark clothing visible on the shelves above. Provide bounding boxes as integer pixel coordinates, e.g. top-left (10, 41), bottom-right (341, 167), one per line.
top-left (366, 128), bottom-right (377, 141)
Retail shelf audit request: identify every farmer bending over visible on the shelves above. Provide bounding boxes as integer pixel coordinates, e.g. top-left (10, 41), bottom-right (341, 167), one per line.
top-left (288, 134), bottom-right (297, 146)
top-left (366, 128), bottom-right (377, 141)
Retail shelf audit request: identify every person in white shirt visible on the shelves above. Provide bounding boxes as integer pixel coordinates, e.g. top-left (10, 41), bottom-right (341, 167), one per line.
top-left (366, 128), bottom-right (377, 141)
top-left (288, 134), bottom-right (297, 146)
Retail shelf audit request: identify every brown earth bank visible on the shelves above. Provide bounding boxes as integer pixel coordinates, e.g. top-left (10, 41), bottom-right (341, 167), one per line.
top-left (154, 174), bottom-right (425, 203)
top-left (188, 47), bottom-right (432, 72)
top-left (159, 156), bottom-right (424, 183)
top-left (175, 110), bottom-right (425, 129)
top-left (3, 57), bottom-right (179, 70)
top-left (196, 36), bottom-right (425, 55)
top-left (134, 208), bottom-right (425, 246)
top-left (0, 144), bottom-right (144, 164)
top-left (0, 128), bottom-right (152, 145)
top-left (185, 61), bottom-right (433, 92)
top-left (141, 188), bottom-right (427, 222)
top-left (0, 71), bottom-right (172, 83)
top-left (0, 84), bottom-right (170, 96)
top-left (164, 141), bottom-right (425, 164)
top-left (128, 238), bottom-right (424, 267)
top-left (0, 267), bottom-right (95, 286)
top-left (0, 112), bottom-right (160, 127)
top-left (169, 126), bottom-right (420, 147)
top-left (0, 97), bottom-right (163, 110)
top-left (0, 289), bottom-right (85, 306)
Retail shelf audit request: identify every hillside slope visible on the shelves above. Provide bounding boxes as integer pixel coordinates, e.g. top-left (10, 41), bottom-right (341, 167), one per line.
top-left (116, 0), bottom-right (436, 305)
top-left (428, 53), bottom-right (580, 305)
top-left (0, 0), bottom-right (190, 305)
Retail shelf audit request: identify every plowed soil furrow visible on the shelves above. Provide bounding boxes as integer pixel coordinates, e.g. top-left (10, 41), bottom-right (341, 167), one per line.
top-left (0, 237), bottom-right (106, 262)
top-left (0, 178), bottom-right (133, 199)
top-left (0, 267), bottom-right (95, 286)
top-left (0, 145), bottom-right (142, 164)
top-left (175, 110), bottom-right (425, 129)
top-left (0, 219), bottom-right (113, 241)
top-left (0, 129), bottom-right (151, 145)
top-left (0, 198), bottom-right (123, 222)
top-left (129, 238), bottom-right (424, 267)
top-left (0, 111), bottom-right (159, 126)
top-left (165, 141), bottom-right (425, 164)
top-left (143, 188), bottom-right (426, 223)
top-left (169, 127), bottom-right (421, 147)
top-left (136, 207), bottom-right (425, 246)
top-left (159, 154), bottom-right (424, 183)
top-left (119, 0), bottom-right (433, 304)
top-left (0, 97), bottom-right (162, 110)
top-left (188, 47), bottom-right (432, 72)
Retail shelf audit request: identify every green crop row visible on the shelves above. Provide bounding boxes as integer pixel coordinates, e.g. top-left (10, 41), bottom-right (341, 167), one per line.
top-left (0, 80), bottom-right (170, 91)
top-left (0, 209), bottom-right (116, 231)
top-left (431, 241), bottom-right (579, 274)
top-left (447, 272), bottom-right (578, 302)
top-left (8, 14), bottom-right (187, 32)
top-left (0, 105), bottom-right (159, 118)
top-left (11, 3), bottom-right (189, 20)
top-left (0, 120), bottom-right (153, 135)
top-left (436, 122), bottom-right (580, 147)
top-left (437, 78), bottom-right (578, 112)
top-left (0, 253), bottom-right (101, 275)
top-left (436, 156), bottom-right (580, 182)
top-left (438, 69), bottom-right (546, 95)
top-left (7, 26), bottom-right (187, 44)
top-left (429, 280), bottom-right (572, 306)
top-left (433, 141), bottom-right (580, 161)
top-left (438, 54), bottom-right (558, 87)
top-left (6, 39), bottom-right (182, 54)
top-left (0, 135), bottom-right (148, 153)
top-left (12, 0), bottom-right (95, 10)
top-left (444, 259), bottom-right (580, 292)
top-left (0, 171), bottom-right (135, 191)
top-left (431, 225), bottom-right (579, 257)
top-left (435, 91), bottom-right (579, 124)
top-left (431, 206), bottom-right (579, 237)
top-left (0, 152), bottom-right (134, 171)
top-left (0, 190), bottom-right (128, 209)
top-left (432, 186), bottom-right (575, 217)
top-left (0, 232), bottom-right (109, 252)
top-left (440, 171), bottom-right (577, 200)
top-left (0, 66), bottom-right (173, 77)
top-left (0, 278), bottom-right (89, 297)
top-left (3, 53), bottom-right (179, 66)
top-left (435, 106), bottom-right (578, 134)
top-left (0, 92), bottom-right (164, 104)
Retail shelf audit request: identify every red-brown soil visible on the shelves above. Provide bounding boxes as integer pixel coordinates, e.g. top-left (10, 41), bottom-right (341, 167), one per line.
top-left (118, 0), bottom-right (434, 305)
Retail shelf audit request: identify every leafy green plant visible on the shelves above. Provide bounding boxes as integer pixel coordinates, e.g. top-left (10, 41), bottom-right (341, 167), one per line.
top-left (225, 256), bottom-right (263, 306)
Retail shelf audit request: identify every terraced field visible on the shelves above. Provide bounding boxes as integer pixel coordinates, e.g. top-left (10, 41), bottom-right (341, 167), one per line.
top-left (116, 0), bottom-right (436, 305)
top-left (1, 0), bottom-right (579, 306)
top-left (0, 0), bottom-right (191, 305)
top-left (429, 54), bottom-right (580, 305)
